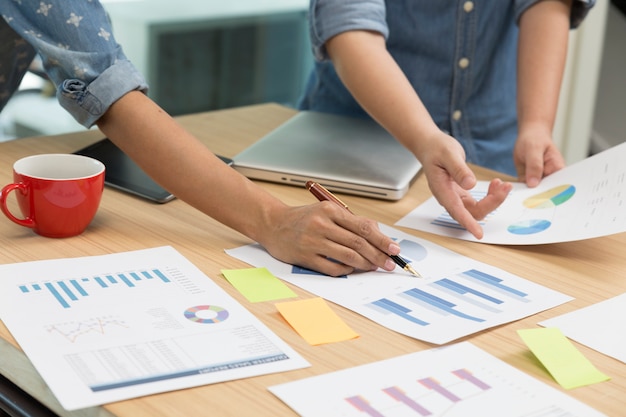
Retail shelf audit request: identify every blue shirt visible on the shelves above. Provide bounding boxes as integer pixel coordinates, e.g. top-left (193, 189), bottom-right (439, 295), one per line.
top-left (0, 1), bottom-right (147, 128)
top-left (298, 0), bottom-right (595, 175)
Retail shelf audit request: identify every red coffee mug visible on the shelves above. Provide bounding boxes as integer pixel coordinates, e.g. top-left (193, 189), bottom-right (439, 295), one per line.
top-left (0, 154), bottom-right (105, 238)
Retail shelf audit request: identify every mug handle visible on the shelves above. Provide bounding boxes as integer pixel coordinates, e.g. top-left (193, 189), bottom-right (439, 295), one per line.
top-left (0, 183), bottom-right (35, 228)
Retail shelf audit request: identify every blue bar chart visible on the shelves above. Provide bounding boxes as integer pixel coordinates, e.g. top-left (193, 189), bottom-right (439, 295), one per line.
top-left (18, 269), bottom-right (172, 309)
top-left (430, 190), bottom-right (489, 230)
top-left (367, 268), bottom-right (530, 329)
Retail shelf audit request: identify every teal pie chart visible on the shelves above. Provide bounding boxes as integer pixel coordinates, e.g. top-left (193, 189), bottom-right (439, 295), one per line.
top-left (524, 184), bottom-right (575, 209)
top-left (507, 219), bottom-right (552, 235)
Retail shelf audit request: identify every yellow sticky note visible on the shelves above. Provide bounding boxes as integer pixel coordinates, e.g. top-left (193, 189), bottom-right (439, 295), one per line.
top-left (221, 267), bottom-right (297, 303)
top-left (518, 327), bottom-right (610, 389)
top-left (276, 297), bottom-right (359, 345)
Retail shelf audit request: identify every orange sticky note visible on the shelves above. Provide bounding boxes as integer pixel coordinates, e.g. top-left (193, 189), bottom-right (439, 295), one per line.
top-left (276, 297), bottom-right (359, 345)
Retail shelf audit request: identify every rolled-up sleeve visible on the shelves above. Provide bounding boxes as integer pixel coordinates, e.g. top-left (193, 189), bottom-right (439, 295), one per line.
top-left (1, 1), bottom-right (147, 128)
top-left (55, 53), bottom-right (146, 128)
top-left (310, 0), bottom-right (388, 61)
top-left (515, 0), bottom-right (597, 28)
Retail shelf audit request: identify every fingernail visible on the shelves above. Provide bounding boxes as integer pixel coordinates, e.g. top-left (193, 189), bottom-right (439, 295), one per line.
top-left (384, 259), bottom-right (396, 271)
top-left (461, 178), bottom-right (473, 189)
top-left (388, 243), bottom-right (401, 256)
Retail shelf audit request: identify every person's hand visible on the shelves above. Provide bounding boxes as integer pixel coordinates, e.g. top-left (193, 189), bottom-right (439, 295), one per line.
top-left (514, 126), bottom-right (565, 187)
top-left (258, 202), bottom-right (402, 277)
top-left (418, 132), bottom-right (512, 239)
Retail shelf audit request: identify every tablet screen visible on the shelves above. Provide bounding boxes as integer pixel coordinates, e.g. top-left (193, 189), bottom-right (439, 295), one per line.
top-left (74, 138), bottom-right (175, 203)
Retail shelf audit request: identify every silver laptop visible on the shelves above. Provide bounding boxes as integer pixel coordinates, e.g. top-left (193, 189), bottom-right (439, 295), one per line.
top-left (232, 111), bottom-right (422, 200)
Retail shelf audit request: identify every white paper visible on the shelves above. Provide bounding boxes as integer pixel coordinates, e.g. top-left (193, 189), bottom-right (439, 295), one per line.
top-left (540, 293), bottom-right (626, 364)
top-left (396, 142), bottom-right (626, 244)
top-left (0, 247), bottom-right (309, 411)
top-left (269, 341), bottom-right (605, 417)
top-left (226, 224), bottom-right (572, 345)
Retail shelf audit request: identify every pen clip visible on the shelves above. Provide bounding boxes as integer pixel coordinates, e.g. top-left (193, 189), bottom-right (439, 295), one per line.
top-left (306, 181), bottom-right (352, 213)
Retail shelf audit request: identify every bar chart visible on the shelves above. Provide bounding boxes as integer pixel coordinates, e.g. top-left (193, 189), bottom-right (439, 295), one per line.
top-left (429, 190), bottom-right (490, 231)
top-left (355, 265), bottom-right (546, 343)
top-left (345, 367), bottom-right (492, 416)
top-left (18, 268), bottom-right (172, 309)
top-left (270, 342), bottom-right (606, 417)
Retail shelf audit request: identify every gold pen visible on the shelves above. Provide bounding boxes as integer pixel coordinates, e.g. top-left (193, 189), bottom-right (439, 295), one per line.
top-left (306, 181), bottom-right (422, 278)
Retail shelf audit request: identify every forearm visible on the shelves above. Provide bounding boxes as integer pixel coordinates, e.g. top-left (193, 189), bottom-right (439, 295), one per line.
top-left (325, 30), bottom-right (508, 238)
top-left (325, 31), bottom-right (441, 158)
top-left (96, 91), bottom-right (286, 243)
top-left (517, 0), bottom-right (572, 135)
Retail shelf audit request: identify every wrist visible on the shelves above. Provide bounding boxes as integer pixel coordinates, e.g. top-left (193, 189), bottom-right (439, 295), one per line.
top-left (517, 121), bottom-right (554, 140)
top-left (410, 129), bottom-right (459, 163)
top-left (245, 197), bottom-right (290, 246)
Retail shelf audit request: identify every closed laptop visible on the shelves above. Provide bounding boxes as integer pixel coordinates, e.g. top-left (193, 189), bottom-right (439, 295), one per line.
top-left (232, 111), bottom-right (422, 200)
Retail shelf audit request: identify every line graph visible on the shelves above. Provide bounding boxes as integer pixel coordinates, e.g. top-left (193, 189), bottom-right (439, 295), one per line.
top-left (45, 316), bottom-right (129, 343)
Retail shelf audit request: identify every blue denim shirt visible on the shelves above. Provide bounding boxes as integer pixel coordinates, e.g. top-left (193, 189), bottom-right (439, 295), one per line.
top-left (0, 0), bottom-right (147, 128)
top-left (298, 0), bottom-right (595, 175)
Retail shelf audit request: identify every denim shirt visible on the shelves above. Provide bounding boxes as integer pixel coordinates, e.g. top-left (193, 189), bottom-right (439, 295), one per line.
top-left (0, 0), bottom-right (147, 128)
top-left (298, 0), bottom-right (595, 175)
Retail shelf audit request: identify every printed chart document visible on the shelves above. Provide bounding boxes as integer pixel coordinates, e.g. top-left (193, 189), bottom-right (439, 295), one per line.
top-left (269, 342), bottom-right (606, 417)
top-left (226, 224), bottom-right (571, 345)
top-left (0, 247), bottom-right (309, 411)
top-left (396, 142), bottom-right (626, 244)
top-left (540, 293), bottom-right (626, 364)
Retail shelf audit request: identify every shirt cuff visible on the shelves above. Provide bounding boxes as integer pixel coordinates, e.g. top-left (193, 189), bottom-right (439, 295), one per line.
top-left (56, 59), bottom-right (148, 128)
top-left (516, 0), bottom-right (596, 28)
top-left (310, 0), bottom-right (388, 61)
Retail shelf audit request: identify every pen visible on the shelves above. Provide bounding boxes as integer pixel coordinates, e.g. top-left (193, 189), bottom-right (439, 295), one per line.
top-left (305, 180), bottom-right (422, 278)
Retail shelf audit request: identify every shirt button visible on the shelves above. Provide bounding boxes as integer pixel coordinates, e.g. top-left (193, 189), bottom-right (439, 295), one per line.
top-left (464, 1), bottom-right (474, 12)
top-left (453, 110), bottom-right (462, 121)
top-left (458, 57), bottom-right (470, 69)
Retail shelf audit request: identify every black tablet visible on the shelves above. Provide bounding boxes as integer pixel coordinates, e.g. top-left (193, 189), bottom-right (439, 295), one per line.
top-left (75, 138), bottom-right (234, 203)
top-left (74, 138), bottom-right (176, 203)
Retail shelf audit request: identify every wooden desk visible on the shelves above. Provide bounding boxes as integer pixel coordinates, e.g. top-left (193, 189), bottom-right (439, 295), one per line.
top-left (1, 103), bottom-right (625, 416)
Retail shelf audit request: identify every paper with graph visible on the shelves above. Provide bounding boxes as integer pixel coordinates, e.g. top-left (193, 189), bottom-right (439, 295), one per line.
top-left (0, 247), bottom-right (309, 410)
top-left (269, 342), bottom-right (606, 417)
top-left (396, 142), bottom-right (626, 244)
top-left (226, 224), bottom-right (572, 345)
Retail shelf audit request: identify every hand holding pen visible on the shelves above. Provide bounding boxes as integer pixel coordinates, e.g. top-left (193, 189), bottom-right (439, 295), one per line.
top-left (306, 181), bottom-right (421, 277)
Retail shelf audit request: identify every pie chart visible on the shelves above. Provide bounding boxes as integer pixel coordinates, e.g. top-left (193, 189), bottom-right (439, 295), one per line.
top-left (398, 239), bottom-right (427, 262)
top-left (523, 184), bottom-right (575, 209)
top-left (184, 305), bottom-right (229, 323)
top-left (507, 219), bottom-right (552, 235)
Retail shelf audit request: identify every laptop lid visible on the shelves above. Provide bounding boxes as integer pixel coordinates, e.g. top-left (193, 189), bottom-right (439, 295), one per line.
top-left (232, 111), bottom-right (422, 200)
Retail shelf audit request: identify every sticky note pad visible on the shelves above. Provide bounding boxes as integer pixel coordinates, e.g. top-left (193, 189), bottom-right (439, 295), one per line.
top-left (221, 267), bottom-right (297, 303)
top-left (276, 297), bottom-right (359, 345)
top-left (518, 327), bottom-right (610, 389)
